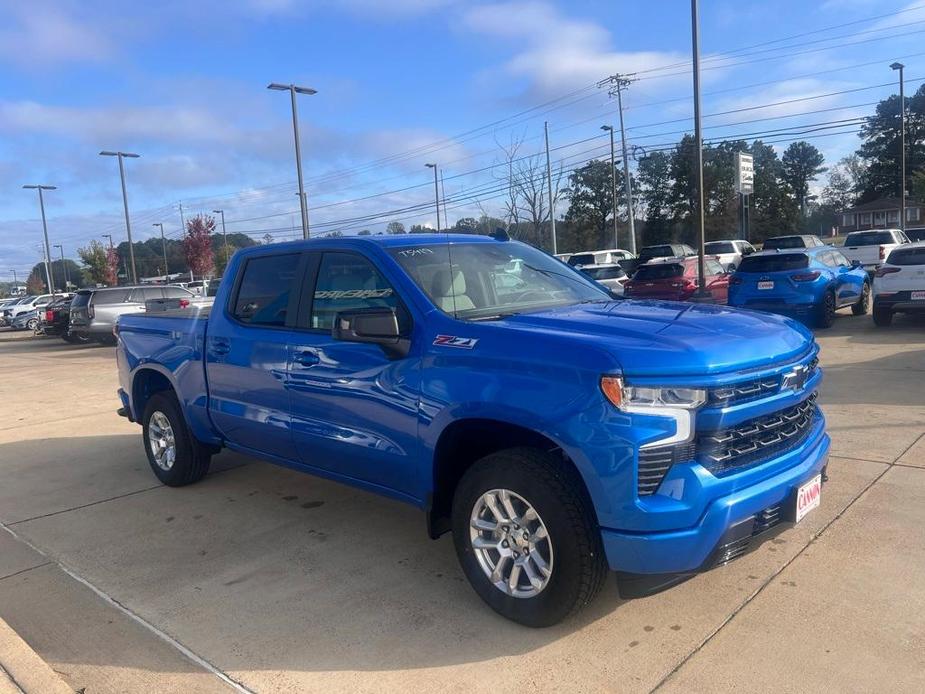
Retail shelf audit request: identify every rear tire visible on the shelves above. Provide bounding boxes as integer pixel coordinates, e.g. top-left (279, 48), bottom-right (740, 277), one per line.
top-left (142, 391), bottom-right (212, 487)
top-left (851, 282), bottom-right (870, 316)
top-left (451, 447), bottom-right (607, 627)
top-left (816, 290), bottom-right (837, 329)
top-left (872, 305), bottom-right (893, 327)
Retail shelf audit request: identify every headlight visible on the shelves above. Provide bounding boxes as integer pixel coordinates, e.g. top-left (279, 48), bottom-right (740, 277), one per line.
top-left (600, 376), bottom-right (706, 411)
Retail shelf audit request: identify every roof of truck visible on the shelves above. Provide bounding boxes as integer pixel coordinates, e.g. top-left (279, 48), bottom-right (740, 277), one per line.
top-left (247, 233), bottom-right (502, 253)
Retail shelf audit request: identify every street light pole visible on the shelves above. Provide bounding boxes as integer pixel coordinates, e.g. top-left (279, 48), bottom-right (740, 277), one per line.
top-left (53, 244), bottom-right (68, 290)
top-left (690, 0), bottom-right (710, 300)
top-left (544, 121), bottom-right (558, 254)
top-left (425, 163), bottom-right (441, 231)
top-left (153, 223), bottom-right (169, 278)
top-left (268, 83), bottom-right (317, 239)
top-left (99, 151), bottom-right (140, 284)
top-left (22, 184), bottom-right (56, 295)
top-left (891, 62), bottom-right (906, 233)
top-left (212, 210), bottom-right (230, 267)
top-left (601, 125), bottom-right (619, 249)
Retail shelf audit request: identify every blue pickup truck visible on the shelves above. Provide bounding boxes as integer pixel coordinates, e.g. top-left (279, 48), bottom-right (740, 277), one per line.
top-left (116, 234), bottom-right (829, 626)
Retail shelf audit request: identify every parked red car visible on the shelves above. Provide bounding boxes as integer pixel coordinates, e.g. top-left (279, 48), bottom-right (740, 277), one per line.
top-left (624, 256), bottom-right (730, 303)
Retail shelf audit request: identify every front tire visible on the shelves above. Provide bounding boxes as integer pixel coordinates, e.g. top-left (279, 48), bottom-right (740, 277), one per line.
top-left (852, 282), bottom-right (870, 316)
top-left (452, 448), bottom-right (607, 627)
top-left (816, 290), bottom-right (837, 328)
top-left (142, 391), bottom-right (211, 486)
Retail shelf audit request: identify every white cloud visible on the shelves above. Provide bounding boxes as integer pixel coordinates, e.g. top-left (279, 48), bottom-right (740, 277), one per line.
top-left (0, 2), bottom-right (112, 67)
top-left (242, 0), bottom-right (456, 18)
top-left (461, 2), bottom-right (690, 99)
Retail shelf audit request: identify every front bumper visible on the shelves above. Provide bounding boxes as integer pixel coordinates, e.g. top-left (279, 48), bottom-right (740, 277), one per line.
top-left (601, 428), bottom-right (830, 578)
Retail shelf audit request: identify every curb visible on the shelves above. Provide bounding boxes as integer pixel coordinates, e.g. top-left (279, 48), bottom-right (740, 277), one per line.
top-left (0, 618), bottom-right (72, 694)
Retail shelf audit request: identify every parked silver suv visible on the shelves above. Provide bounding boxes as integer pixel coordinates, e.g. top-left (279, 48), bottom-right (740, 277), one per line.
top-left (69, 285), bottom-right (196, 344)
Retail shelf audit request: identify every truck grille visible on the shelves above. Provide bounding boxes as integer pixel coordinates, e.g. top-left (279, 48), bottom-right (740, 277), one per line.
top-left (698, 394), bottom-right (819, 476)
top-left (636, 393), bottom-right (820, 495)
top-left (708, 356), bottom-right (818, 406)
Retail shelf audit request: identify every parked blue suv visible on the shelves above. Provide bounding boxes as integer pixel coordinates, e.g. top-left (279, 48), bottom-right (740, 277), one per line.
top-left (728, 247), bottom-right (870, 327)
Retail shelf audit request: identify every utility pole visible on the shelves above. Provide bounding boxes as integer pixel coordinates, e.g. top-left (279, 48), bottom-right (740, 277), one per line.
top-left (268, 83), bottom-right (317, 239)
top-left (601, 125), bottom-right (619, 249)
top-left (544, 121), bottom-right (558, 254)
top-left (425, 163), bottom-right (441, 231)
top-left (690, 0), bottom-right (710, 300)
top-left (439, 170), bottom-right (449, 230)
top-left (153, 223), bottom-right (169, 278)
top-left (212, 210), bottom-right (230, 267)
top-left (891, 62), bottom-right (906, 232)
top-left (53, 244), bottom-right (68, 290)
top-left (99, 151), bottom-right (140, 283)
top-left (22, 184), bottom-right (56, 295)
top-left (599, 74), bottom-right (638, 253)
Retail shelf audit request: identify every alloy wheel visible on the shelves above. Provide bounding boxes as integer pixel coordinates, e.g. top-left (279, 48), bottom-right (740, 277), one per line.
top-left (147, 411), bottom-right (177, 471)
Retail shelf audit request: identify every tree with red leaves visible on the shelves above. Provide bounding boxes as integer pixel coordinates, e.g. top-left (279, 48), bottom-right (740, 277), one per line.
top-left (105, 246), bottom-right (120, 286)
top-left (183, 215), bottom-right (215, 278)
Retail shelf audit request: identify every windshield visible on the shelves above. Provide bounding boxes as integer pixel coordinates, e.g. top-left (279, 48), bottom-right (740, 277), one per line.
top-left (763, 236), bottom-right (804, 249)
top-left (390, 242), bottom-right (609, 319)
top-left (738, 253), bottom-right (809, 273)
top-left (887, 247), bottom-right (925, 266)
top-left (633, 263), bottom-right (683, 280)
top-left (705, 242), bottom-right (736, 254)
top-left (845, 231), bottom-right (896, 246)
top-left (584, 266), bottom-right (626, 280)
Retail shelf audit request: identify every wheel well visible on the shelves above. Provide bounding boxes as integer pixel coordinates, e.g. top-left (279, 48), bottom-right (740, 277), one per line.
top-left (132, 369), bottom-right (174, 420)
top-left (427, 418), bottom-right (593, 538)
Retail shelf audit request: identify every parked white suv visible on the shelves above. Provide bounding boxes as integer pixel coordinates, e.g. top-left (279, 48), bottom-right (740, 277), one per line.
top-left (872, 242), bottom-right (925, 326)
top-left (841, 229), bottom-right (910, 274)
top-left (704, 239), bottom-right (756, 271)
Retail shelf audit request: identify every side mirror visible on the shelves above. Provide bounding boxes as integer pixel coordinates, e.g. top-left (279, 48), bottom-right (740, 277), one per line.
top-left (332, 307), bottom-right (409, 359)
top-left (850, 259), bottom-right (862, 268)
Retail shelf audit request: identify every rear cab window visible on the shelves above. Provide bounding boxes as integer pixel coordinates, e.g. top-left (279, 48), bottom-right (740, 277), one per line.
top-left (845, 231), bottom-right (898, 246)
top-left (738, 254), bottom-right (809, 273)
top-left (567, 254), bottom-right (595, 267)
top-left (763, 237), bottom-right (804, 250)
top-left (233, 254), bottom-right (301, 326)
top-left (705, 242), bottom-right (736, 254)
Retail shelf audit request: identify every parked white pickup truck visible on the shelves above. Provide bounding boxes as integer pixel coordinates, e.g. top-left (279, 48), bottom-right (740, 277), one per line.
top-left (840, 229), bottom-right (910, 274)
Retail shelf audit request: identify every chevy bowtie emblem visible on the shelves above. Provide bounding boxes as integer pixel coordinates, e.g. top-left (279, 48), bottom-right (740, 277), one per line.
top-left (782, 365), bottom-right (809, 391)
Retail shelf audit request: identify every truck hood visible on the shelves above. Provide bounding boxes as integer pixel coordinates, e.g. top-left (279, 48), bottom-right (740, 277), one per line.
top-left (497, 299), bottom-right (812, 376)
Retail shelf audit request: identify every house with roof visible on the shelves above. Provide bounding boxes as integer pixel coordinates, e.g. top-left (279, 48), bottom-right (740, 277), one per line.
top-left (837, 197), bottom-right (925, 233)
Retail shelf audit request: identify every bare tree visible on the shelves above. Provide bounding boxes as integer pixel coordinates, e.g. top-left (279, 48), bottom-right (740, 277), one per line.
top-left (493, 133), bottom-right (524, 233)
top-left (514, 154), bottom-right (564, 249)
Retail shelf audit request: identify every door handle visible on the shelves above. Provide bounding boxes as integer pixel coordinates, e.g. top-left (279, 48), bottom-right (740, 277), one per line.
top-left (293, 350), bottom-right (320, 367)
top-left (210, 337), bottom-right (231, 356)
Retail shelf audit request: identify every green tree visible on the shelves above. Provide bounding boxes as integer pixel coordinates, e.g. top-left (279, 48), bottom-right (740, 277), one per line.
top-left (636, 151), bottom-right (673, 245)
top-left (782, 141), bottom-right (826, 214)
top-left (78, 240), bottom-right (110, 285)
top-left (749, 140), bottom-right (799, 241)
top-left (563, 160), bottom-right (620, 251)
top-left (822, 154), bottom-right (865, 211)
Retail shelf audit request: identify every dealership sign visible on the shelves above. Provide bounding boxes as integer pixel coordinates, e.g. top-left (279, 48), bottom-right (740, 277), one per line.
top-left (735, 152), bottom-right (754, 195)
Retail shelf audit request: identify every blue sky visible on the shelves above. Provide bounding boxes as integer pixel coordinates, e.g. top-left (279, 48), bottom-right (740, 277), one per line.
top-left (2, 0), bottom-right (924, 277)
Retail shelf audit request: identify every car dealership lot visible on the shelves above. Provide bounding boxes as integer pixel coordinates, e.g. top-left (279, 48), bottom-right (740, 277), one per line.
top-left (0, 319), bottom-right (923, 693)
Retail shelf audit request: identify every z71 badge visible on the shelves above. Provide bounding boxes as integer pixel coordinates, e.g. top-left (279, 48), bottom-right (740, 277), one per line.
top-left (433, 334), bottom-right (479, 349)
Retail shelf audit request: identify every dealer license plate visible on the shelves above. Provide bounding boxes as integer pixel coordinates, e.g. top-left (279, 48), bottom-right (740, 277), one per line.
top-left (795, 474), bottom-right (822, 523)
top-left (911, 291), bottom-right (925, 300)
top-left (758, 280), bottom-right (774, 290)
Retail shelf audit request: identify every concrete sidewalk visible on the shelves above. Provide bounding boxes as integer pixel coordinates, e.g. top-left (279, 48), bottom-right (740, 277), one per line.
top-left (0, 315), bottom-right (923, 693)
top-left (0, 615), bottom-right (72, 694)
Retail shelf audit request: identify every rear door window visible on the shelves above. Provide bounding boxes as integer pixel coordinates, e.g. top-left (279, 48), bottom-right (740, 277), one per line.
top-left (92, 289), bottom-right (132, 305)
top-left (233, 253), bottom-right (301, 326)
top-left (738, 254), bottom-right (809, 273)
top-left (164, 286), bottom-right (192, 299)
top-left (129, 287), bottom-right (164, 302)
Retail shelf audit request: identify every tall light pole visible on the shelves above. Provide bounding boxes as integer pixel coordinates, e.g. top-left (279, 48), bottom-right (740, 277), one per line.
top-left (544, 121), bottom-right (558, 254)
top-left (99, 151), bottom-right (140, 284)
top-left (22, 184), bottom-right (55, 295)
top-left (425, 163), bottom-right (441, 231)
top-left (153, 223), bottom-right (169, 278)
top-left (268, 83), bottom-right (317, 239)
top-left (690, 0), bottom-right (710, 300)
top-left (212, 210), bottom-right (230, 267)
top-left (601, 125), bottom-right (619, 249)
top-left (891, 62), bottom-right (906, 233)
top-left (53, 244), bottom-right (69, 290)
